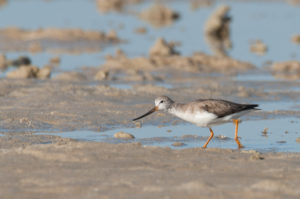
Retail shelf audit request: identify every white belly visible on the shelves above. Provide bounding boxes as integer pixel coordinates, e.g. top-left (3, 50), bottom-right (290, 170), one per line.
top-left (170, 109), bottom-right (252, 127)
top-left (171, 110), bottom-right (218, 127)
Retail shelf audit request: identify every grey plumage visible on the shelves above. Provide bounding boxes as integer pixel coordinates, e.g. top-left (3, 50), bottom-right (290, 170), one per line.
top-left (194, 99), bottom-right (258, 118)
top-left (170, 99), bottom-right (258, 118)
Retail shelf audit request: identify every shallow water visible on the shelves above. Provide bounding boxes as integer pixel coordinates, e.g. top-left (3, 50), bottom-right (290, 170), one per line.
top-left (235, 73), bottom-right (277, 82)
top-left (37, 118), bottom-right (300, 152)
top-left (260, 101), bottom-right (300, 111)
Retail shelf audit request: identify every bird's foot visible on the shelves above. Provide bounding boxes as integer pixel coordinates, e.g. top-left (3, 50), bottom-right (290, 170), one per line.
top-left (235, 139), bottom-right (244, 149)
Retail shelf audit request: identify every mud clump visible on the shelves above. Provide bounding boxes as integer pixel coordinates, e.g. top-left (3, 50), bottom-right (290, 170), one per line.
top-left (96, 0), bottom-right (140, 13)
top-left (0, 0), bottom-right (6, 7)
top-left (204, 5), bottom-right (231, 56)
top-left (204, 5), bottom-right (231, 39)
top-left (250, 40), bottom-right (268, 55)
top-left (0, 54), bottom-right (6, 70)
top-left (250, 153), bottom-right (264, 160)
top-left (190, 0), bottom-right (213, 10)
top-left (261, 128), bottom-right (269, 137)
top-left (172, 142), bottom-right (185, 147)
top-left (135, 27), bottom-right (147, 34)
top-left (291, 35), bottom-right (300, 44)
top-left (149, 37), bottom-right (179, 57)
top-left (94, 70), bottom-right (110, 81)
top-left (271, 61), bottom-right (300, 80)
top-left (6, 65), bottom-right (51, 79)
top-left (97, 0), bottom-right (123, 12)
top-left (114, 131), bottom-right (135, 139)
top-left (0, 54), bottom-right (31, 70)
top-left (139, 4), bottom-right (180, 27)
top-left (9, 56), bottom-right (31, 66)
top-left (106, 30), bottom-right (119, 42)
top-left (37, 67), bottom-right (52, 79)
top-left (49, 56), bottom-right (61, 65)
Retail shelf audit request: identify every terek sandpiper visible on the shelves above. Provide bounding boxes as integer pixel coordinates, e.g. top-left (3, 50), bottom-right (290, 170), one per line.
top-left (133, 96), bottom-right (259, 148)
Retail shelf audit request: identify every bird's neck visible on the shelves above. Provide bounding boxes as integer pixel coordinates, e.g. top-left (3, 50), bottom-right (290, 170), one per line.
top-left (168, 103), bottom-right (184, 115)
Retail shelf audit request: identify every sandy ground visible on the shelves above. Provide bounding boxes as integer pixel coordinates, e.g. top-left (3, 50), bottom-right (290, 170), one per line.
top-left (0, 140), bottom-right (300, 199)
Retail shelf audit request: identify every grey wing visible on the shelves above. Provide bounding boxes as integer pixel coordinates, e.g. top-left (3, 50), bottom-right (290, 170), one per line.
top-left (196, 99), bottom-right (258, 118)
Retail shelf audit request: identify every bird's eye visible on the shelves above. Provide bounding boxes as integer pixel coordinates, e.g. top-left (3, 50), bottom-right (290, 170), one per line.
top-left (160, 100), bottom-right (164, 104)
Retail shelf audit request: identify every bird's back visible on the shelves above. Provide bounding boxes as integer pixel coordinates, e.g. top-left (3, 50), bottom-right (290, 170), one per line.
top-left (192, 99), bottom-right (258, 118)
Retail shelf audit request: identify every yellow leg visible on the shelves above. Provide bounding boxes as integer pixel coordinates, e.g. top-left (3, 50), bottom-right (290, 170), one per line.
top-left (202, 128), bottom-right (214, 148)
top-left (233, 119), bottom-right (244, 149)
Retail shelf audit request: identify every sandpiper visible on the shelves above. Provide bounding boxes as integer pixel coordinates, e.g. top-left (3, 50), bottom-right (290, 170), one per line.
top-left (133, 96), bottom-right (259, 148)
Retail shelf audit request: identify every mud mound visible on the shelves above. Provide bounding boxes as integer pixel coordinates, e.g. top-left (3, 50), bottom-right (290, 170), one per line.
top-left (291, 34), bottom-right (300, 44)
top-left (250, 40), bottom-right (268, 55)
top-left (149, 37), bottom-right (179, 57)
top-left (204, 5), bottom-right (231, 56)
top-left (6, 65), bottom-right (51, 79)
top-left (139, 4), bottom-right (179, 27)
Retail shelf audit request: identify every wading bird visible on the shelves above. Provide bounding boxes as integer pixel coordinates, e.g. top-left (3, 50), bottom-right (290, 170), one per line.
top-left (133, 96), bottom-right (259, 148)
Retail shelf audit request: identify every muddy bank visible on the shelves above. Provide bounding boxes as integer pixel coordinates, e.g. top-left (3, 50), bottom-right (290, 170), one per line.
top-left (271, 61), bottom-right (300, 80)
top-left (0, 140), bottom-right (299, 199)
top-left (98, 46), bottom-right (255, 82)
top-left (0, 28), bottom-right (121, 53)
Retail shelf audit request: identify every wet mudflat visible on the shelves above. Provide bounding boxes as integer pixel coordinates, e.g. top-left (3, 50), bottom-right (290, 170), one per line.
top-left (0, 0), bottom-right (300, 198)
top-left (0, 76), bottom-right (299, 198)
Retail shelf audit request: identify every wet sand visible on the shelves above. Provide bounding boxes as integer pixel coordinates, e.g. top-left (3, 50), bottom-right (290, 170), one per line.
top-left (0, 76), bottom-right (299, 131)
top-left (0, 77), bottom-right (299, 198)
